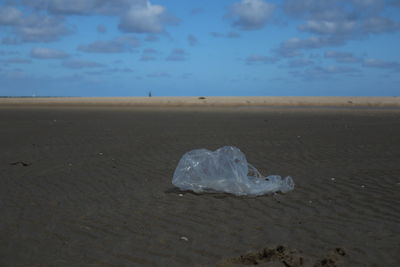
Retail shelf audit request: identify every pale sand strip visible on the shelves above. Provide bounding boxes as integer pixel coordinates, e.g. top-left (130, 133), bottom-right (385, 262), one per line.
top-left (0, 96), bottom-right (399, 107)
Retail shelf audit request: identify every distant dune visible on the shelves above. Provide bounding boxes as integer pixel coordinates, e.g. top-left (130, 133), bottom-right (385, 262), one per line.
top-left (0, 96), bottom-right (399, 107)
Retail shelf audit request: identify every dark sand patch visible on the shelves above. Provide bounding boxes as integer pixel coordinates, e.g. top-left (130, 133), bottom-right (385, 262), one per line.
top-left (217, 245), bottom-right (347, 266)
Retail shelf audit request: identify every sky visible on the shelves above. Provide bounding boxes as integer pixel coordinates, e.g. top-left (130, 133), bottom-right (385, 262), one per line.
top-left (0, 0), bottom-right (400, 97)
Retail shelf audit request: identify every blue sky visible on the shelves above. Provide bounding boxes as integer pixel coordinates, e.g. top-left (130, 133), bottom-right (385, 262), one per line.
top-left (0, 0), bottom-right (400, 96)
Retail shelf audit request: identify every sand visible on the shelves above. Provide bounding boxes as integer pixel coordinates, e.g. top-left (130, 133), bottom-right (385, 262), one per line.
top-left (0, 101), bottom-right (399, 266)
top-left (0, 96), bottom-right (400, 107)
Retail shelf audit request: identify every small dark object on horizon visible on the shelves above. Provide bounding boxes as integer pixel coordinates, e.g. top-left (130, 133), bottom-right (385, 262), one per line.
top-left (148, 91), bottom-right (152, 97)
top-left (10, 161), bottom-right (31, 167)
top-left (198, 96), bottom-right (206, 100)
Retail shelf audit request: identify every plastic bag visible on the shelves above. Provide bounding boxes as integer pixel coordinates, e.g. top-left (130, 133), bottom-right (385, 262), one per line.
top-left (172, 146), bottom-right (294, 196)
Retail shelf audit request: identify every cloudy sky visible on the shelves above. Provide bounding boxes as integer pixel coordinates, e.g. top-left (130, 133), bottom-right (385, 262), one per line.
top-left (0, 0), bottom-right (400, 96)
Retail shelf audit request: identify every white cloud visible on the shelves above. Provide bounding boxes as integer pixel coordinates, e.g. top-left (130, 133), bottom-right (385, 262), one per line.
top-left (283, 0), bottom-right (338, 18)
top-left (26, 0), bottom-right (147, 15)
top-left (191, 8), bottom-right (204, 15)
top-left (287, 58), bottom-right (314, 68)
top-left (210, 31), bottom-right (241, 38)
top-left (299, 20), bottom-right (357, 35)
top-left (210, 32), bottom-right (225, 38)
top-left (44, 0), bottom-right (98, 15)
top-left (227, 31), bottom-right (241, 38)
top-left (351, 0), bottom-right (384, 9)
top-left (286, 0), bottom-right (398, 40)
top-left (119, 1), bottom-right (177, 33)
top-left (17, 15), bottom-right (70, 42)
top-left (324, 51), bottom-right (361, 63)
top-left (187, 34), bottom-right (198, 46)
top-left (97, 24), bottom-right (107, 33)
top-left (0, 6), bottom-right (70, 44)
top-left (391, 0), bottom-right (400, 7)
top-left (147, 71), bottom-right (170, 78)
top-left (78, 36), bottom-right (140, 53)
top-left (14, 0), bottom-right (176, 35)
top-left (299, 17), bottom-right (400, 36)
top-left (62, 60), bottom-right (104, 69)
top-left (227, 0), bottom-right (275, 30)
top-left (0, 5), bottom-right (70, 43)
top-left (166, 48), bottom-right (187, 61)
top-left (312, 65), bottom-right (359, 74)
top-left (0, 50), bottom-right (19, 56)
top-left (363, 58), bottom-right (400, 69)
top-left (245, 55), bottom-right (277, 64)
top-left (305, 66), bottom-right (360, 79)
top-left (285, 6), bottom-right (400, 58)
top-left (143, 48), bottom-right (158, 54)
top-left (291, 65), bottom-right (360, 80)
top-left (1, 37), bottom-right (19, 45)
top-left (31, 47), bottom-right (69, 59)
top-left (272, 36), bottom-right (345, 58)
top-left (140, 55), bottom-right (156, 61)
top-left (140, 48), bottom-right (158, 61)
top-left (281, 36), bottom-right (343, 50)
top-left (283, 0), bottom-right (383, 18)
top-left (144, 34), bottom-right (159, 42)
top-left (1, 58), bottom-right (32, 64)
top-left (0, 6), bottom-right (22, 25)
top-left (84, 67), bottom-right (134, 76)
top-left (362, 17), bottom-right (400, 33)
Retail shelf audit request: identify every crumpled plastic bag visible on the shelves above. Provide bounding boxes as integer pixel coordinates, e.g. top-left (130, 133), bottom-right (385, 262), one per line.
top-left (172, 146), bottom-right (294, 196)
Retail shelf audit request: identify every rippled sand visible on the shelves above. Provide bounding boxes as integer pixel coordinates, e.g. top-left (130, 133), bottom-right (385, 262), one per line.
top-left (0, 104), bottom-right (399, 266)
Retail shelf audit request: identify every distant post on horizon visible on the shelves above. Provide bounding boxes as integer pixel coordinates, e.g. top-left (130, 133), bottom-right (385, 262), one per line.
top-left (148, 91), bottom-right (152, 97)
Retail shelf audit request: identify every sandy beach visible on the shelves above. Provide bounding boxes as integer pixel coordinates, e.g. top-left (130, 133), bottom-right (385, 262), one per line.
top-left (1, 99), bottom-right (399, 266)
top-left (1, 96), bottom-right (400, 107)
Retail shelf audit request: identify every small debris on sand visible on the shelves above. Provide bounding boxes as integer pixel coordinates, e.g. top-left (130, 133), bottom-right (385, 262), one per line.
top-left (10, 161), bottom-right (31, 167)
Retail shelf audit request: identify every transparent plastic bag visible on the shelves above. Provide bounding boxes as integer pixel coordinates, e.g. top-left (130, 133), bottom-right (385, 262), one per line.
top-left (172, 146), bottom-right (294, 196)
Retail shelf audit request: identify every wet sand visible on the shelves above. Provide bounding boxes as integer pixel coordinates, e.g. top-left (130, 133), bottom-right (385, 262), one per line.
top-left (0, 103), bottom-right (399, 266)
